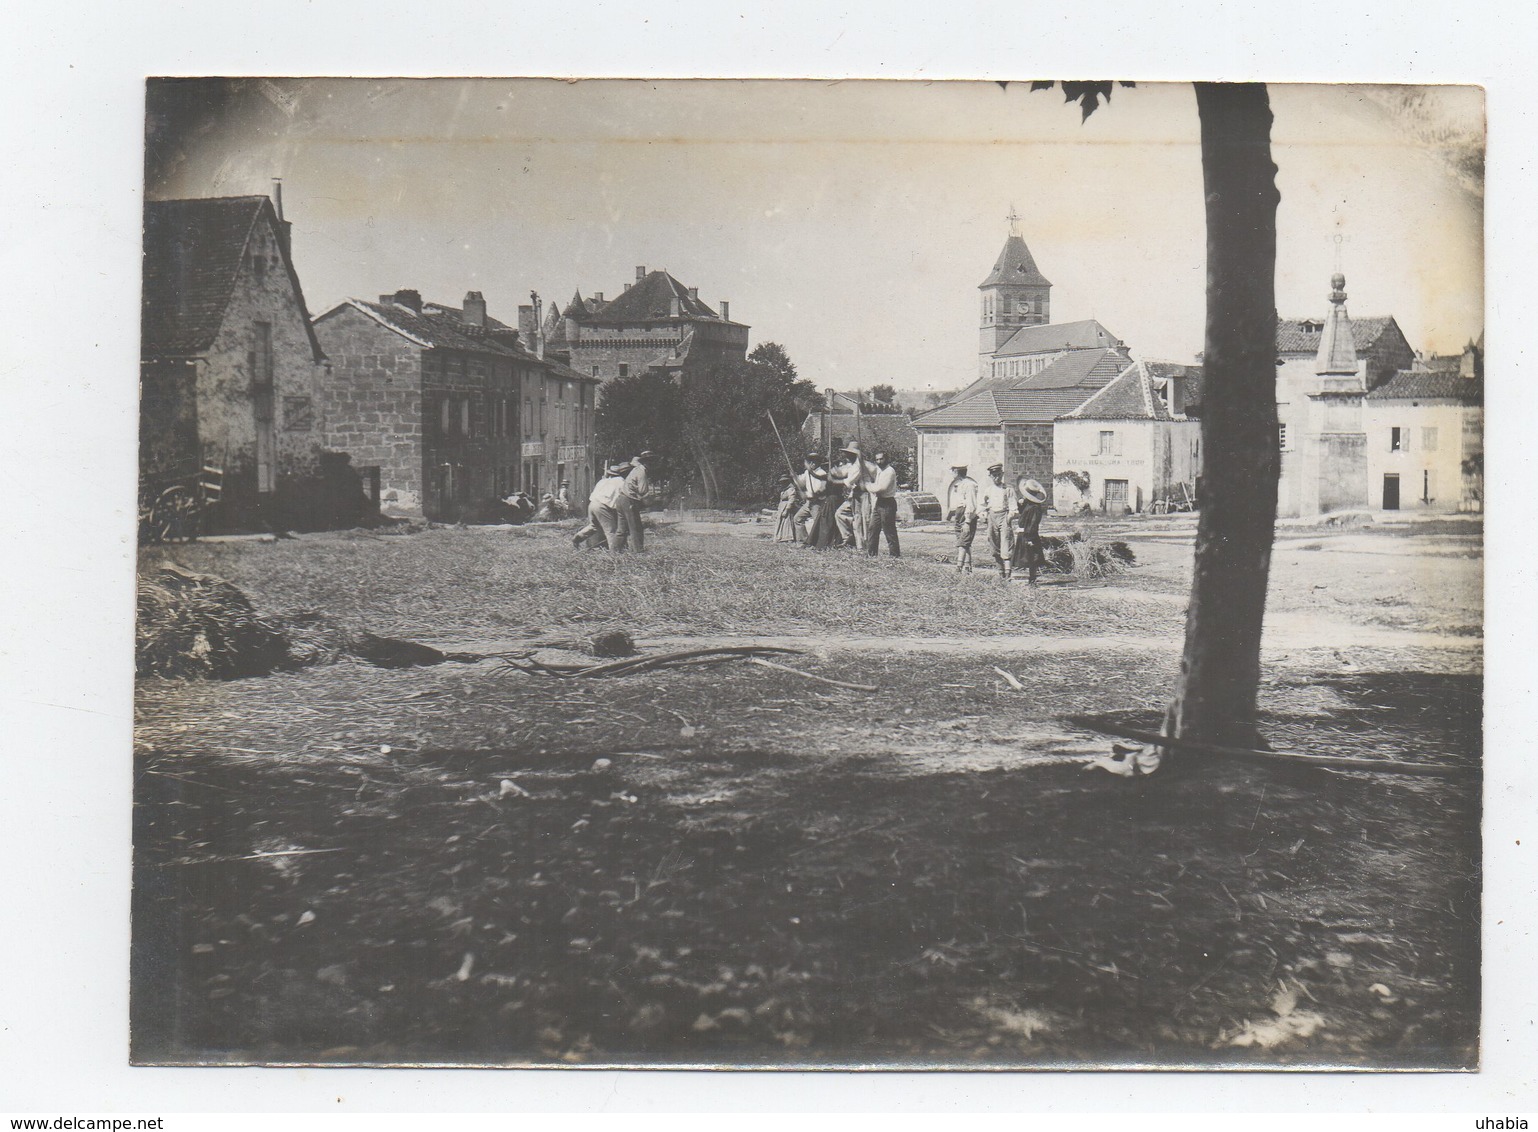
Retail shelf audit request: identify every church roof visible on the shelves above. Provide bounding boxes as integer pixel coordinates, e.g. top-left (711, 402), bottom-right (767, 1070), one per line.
top-left (996, 319), bottom-right (1124, 358)
top-left (1365, 369), bottom-right (1483, 404)
top-left (583, 270), bottom-right (725, 324)
top-left (1060, 360), bottom-right (1185, 421)
top-left (980, 234), bottom-right (1051, 288)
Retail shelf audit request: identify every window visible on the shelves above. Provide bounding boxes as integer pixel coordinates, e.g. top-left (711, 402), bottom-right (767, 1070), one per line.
top-left (617, 364), bottom-right (628, 378)
top-left (591, 366), bottom-right (600, 378)
top-left (440, 398), bottom-right (454, 437)
top-left (1390, 427), bottom-right (1404, 452)
top-left (1099, 430), bottom-right (1115, 456)
top-left (250, 253), bottom-right (267, 285)
top-left (524, 396), bottom-right (533, 439)
top-left (1422, 426), bottom-right (1438, 451)
top-left (1278, 423), bottom-right (1288, 450)
top-left (461, 398), bottom-right (472, 437)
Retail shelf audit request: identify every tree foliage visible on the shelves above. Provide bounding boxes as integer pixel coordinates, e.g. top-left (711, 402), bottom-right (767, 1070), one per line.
top-left (595, 344), bottom-right (819, 506)
top-left (868, 383), bottom-right (896, 405)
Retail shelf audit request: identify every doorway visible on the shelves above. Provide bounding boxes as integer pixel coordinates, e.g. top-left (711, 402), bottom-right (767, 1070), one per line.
top-left (1382, 473), bottom-right (1400, 511)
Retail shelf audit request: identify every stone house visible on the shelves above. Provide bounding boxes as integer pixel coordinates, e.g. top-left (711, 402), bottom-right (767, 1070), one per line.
top-left (313, 289), bottom-right (601, 521)
top-left (141, 191), bottom-right (328, 526)
top-left (910, 347), bottom-right (1128, 496)
top-left (1054, 360), bottom-right (1201, 513)
top-left (1273, 276), bottom-right (1417, 517)
top-left (543, 266), bottom-right (750, 382)
top-left (1363, 353), bottom-right (1483, 513)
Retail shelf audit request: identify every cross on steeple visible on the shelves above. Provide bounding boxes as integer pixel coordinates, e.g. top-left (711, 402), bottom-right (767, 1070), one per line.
top-left (1006, 204), bottom-right (1022, 238)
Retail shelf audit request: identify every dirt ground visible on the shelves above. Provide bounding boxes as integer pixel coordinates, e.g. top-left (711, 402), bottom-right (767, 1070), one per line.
top-left (131, 513), bottom-right (1482, 1067)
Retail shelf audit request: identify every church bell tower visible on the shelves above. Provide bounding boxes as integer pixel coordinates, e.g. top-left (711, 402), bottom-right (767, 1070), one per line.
top-left (979, 210), bottom-right (1052, 375)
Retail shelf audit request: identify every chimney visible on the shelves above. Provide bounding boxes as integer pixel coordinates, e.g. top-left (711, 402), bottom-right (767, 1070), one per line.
top-left (636, 265), bottom-right (646, 282)
top-left (688, 287), bottom-right (698, 303)
top-left (721, 300), bottom-right (730, 322)
top-left (1165, 372), bottom-right (1185, 417)
top-left (531, 291), bottom-right (545, 359)
top-left (463, 290), bottom-right (487, 327)
top-left (622, 282), bottom-right (630, 292)
top-left (594, 292), bottom-right (604, 305)
top-left (389, 289), bottom-right (422, 313)
top-left (271, 177), bottom-right (292, 256)
top-left (517, 304), bottom-right (536, 338)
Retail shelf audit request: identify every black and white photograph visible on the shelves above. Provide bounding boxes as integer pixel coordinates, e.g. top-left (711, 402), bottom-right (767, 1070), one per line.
top-left (128, 77), bottom-right (1485, 1070)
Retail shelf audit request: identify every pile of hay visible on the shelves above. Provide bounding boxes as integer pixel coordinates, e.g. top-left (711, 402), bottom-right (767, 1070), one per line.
top-left (136, 566), bottom-right (292, 679)
top-left (1042, 525), bottom-right (1136, 578)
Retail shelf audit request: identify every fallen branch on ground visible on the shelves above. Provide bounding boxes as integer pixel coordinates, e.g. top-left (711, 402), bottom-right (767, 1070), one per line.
top-left (502, 645), bottom-right (803, 679)
top-left (748, 657), bottom-right (879, 692)
top-left (992, 666), bottom-right (1026, 692)
top-left (1065, 716), bottom-right (1471, 778)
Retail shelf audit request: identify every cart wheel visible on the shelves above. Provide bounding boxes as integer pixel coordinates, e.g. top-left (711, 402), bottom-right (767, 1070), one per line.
top-left (152, 485), bottom-right (201, 542)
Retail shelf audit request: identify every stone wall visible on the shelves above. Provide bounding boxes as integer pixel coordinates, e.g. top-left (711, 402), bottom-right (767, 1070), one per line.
top-left (917, 429), bottom-right (1004, 495)
top-left (313, 304), bottom-right (426, 513)
top-left (1003, 423), bottom-right (1054, 487)
top-left (200, 216), bottom-right (325, 502)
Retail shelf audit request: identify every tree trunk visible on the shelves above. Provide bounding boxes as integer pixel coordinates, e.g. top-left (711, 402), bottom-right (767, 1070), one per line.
top-left (1164, 83), bottom-right (1282, 753)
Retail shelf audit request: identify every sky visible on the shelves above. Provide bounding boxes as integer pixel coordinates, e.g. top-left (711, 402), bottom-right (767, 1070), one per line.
top-left (147, 78), bottom-right (1484, 395)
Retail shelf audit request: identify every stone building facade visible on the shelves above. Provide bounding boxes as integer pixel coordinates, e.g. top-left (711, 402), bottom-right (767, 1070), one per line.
top-left (141, 192), bottom-right (328, 527)
top-left (1055, 361), bottom-right (1201, 512)
top-left (1363, 351), bottom-right (1483, 513)
top-left (1273, 275), bottom-right (1417, 518)
top-left (313, 290), bottom-right (600, 520)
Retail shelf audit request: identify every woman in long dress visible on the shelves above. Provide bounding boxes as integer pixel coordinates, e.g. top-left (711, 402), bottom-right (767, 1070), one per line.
top-left (1011, 477), bottom-right (1049, 584)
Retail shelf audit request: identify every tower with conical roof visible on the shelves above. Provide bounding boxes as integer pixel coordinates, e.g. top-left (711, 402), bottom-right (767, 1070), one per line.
top-left (979, 211), bottom-right (1052, 376)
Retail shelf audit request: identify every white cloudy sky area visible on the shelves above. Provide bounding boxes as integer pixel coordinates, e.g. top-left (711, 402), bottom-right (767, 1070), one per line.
top-left (152, 79), bottom-right (1484, 393)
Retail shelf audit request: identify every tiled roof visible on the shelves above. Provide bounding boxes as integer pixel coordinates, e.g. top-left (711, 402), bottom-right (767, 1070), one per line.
top-left (913, 382), bottom-right (1107, 429)
top-left (980, 234), bottom-right (1051, 288)
top-left (561, 291), bottom-right (591, 320)
top-left (582, 270), bottom-right (724, 324)
top-left (995, 387), bottom-right (1101, 423)
top-left (1277, 315), bottom-right (1397, 355)
top-left (996, 319), bottom-right (1124, 357)
top-left (911, 392), bottom-right (1004, 428)
top-left (1365, 369), bottom-right (1483, 403)
top-left (1060, 360), bottom-right (1184, 421)
top-left (1015, 347), bottom-right (1128, 391)
top-left (143, 195), bottom-right (324, 362)
top-left (956, 345), bottom-right (1128, 400)
top-left (1145, 360), bottom-right (1205, 413)
top-left (332, 299), bottom-right (526, 358)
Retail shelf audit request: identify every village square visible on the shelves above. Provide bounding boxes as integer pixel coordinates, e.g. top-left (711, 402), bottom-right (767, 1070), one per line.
top-left (132, 79), bottom-right (1483, 1068)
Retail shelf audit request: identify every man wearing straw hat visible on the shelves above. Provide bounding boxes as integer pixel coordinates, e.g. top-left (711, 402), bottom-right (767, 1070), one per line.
top-left (578, 461), bottom-right (632, 552)
top-left (944, 461), bottom-right (980, 573)
top-left (832, 441), bottom-right (871, 549)
top-left (979, 461), bottom-right (1018, 581)
top-left (791, 452), bottom-right (830, 544)
top-left (617, 449), bottom-right (654, 552)
top-left (1013, 477), bottom-right (1050, 585)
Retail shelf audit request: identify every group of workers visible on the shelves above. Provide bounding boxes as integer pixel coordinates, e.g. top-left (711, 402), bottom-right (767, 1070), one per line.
top-left (773, 442), bottom-right (903, 556)
top-left (575, 450), bottom-right (653, 552)
top-left (943, 460), bottom-right (1049, 584)
top-left (774, 450), bottom-right (1047, 582)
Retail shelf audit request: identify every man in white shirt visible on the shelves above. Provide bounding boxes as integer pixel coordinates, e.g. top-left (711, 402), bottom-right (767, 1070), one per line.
top-left (792, 452), bottom-right (829, 542)
top-left (582, 462), bottom-right (631, 552)
top-left (618, 449), bottom-right (653, 552)
top-left (979, 461), bottom-right (1018, 580)
top-left (863, 451), bottom-right (901, 557)
top-left (945, 461), bottom-right (980, 573)
top-left (832, 442), bottom-right (876, 549)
